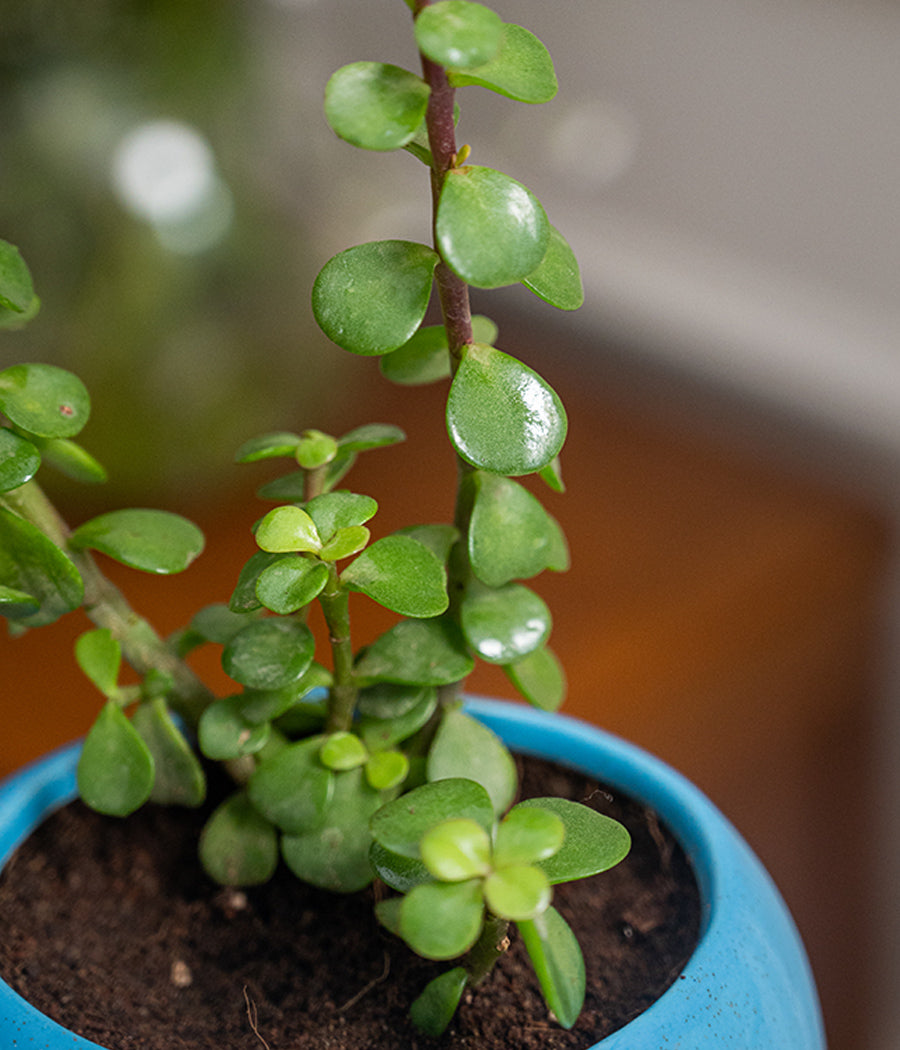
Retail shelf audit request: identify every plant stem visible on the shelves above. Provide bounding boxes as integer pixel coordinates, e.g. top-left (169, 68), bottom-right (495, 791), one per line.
top-left (318, 565), bottom-right (357, 732)
top-left (464, 915), bottom-right (510, 985)
top-left (1, 481), bottom-right (214, 726)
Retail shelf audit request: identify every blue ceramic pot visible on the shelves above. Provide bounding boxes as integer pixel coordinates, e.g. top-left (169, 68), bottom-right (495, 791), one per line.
top-left (0, 699), bottom-right (825, 1048)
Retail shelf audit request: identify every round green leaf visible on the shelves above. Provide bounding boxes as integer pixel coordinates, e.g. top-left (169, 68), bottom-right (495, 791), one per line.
top-left (355, 617), bottom-right (474, 686)
top-left (255, 505), bottom-right (320, 553)
top-left (400, 879), bottom-right (484, 959)
top-left (446, 343), bottom-right (567, 475)
top-left (359, 687), bottom-right (436, 751)
top-left (379, 315), bottom-right (497, 386)
top-left (198, 695), bottom-right (270, 761)
top-left (484, 863), bottom-right (551, 921)
top-left (504, 645), bottom-right (566, 712)
top-left (420, 818), bottom-right (492, 881)
top-left (74, 628), bottom-right (121, 696)
top-left (305, 491), bottom-right (378, 543)
top-left (394, 523), bottom-right (459, 564)
top-left (295, 429), bottom-right (339, 469)
top-left (76, 702), bottom-right (154, 817)
top-left (365, 749), bottom-right (409, 791)
top-left (221, 618), bottom-right (315, 690)
top-left (317, 525), bottom-right (370, 561)
top-left (371, 842), bottom-right (431, 893)
top-left (460, 581), bottom-right (551, 664)
top-left (0, 505), bottom-right (83, 626)
top-left (414, 2), bottom-right (503, 70)
top-left (342, 534), bottom-right (448, 618)
top-left (522, 226), bottom-right (584, 310)
top-left (320, 731), bottom-right (369, 771)
top-left (0, 428), bottom-right (40, 492)
top-left (516, 798), bottom-right (632, 883)
top-left (248, 737), bottom-right (334, 835)
top-left (518, 907), bottom-right (585, 1029)
top-left (69, 509), bottom-right (205, 575)
top-left (234, 431), bottom-right (301, 463)
top-left (469, 471), bottom-right (566, 586)
top-left (229, 552), bottom-right (283, 613)
top-left (36, 438), bottom-right (107, 484)
top-left (0, 364), bottom-right (90, 439)
top-left (312, 240), bottom-right (438, 356)
top-left (337, 423), bottom-right (406, 454)
top-left (437, 166), bottom-right (549, 289)
top-left (0, 240), bottom-right (35, 313)
top-left (427, 707), bottom-right (517, 816)
top-left (256, 556), bottom-right (329, 614)
top-left (199, 791), bottom-right (279, 886)
top-left (449, 23), bottom-right (558, 103)
top-left (325, 62), bottom-right (430, 151)
top-left (494, 806), bottom-right (564, 868)
top-left (410, 967), bottom-right (469, 1038)
top-left (131, 698), bottom-right (206, 807)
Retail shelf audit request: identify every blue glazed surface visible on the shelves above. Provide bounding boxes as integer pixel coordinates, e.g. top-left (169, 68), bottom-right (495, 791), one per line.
top-left (0, 701), bottom-right (825, 1048)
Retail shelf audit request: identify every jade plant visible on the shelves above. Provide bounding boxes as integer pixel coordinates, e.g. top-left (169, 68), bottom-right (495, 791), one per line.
top-left (1, 1), bottom-right (631, 1037)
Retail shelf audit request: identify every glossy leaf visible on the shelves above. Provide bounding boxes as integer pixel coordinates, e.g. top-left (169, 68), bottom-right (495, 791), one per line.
top-left (234, 431), bottom-right (301, 463)
top-left (420, 818), bottom-right (491, 881)
top-left (0, 506), bottom-right (83, 626)
top-left (239, 663), bottom-right (331, 724)
top-left (446, 343), bottom-right (567, 475)
top-left (318, 525), bottom-right (370, 561)
top-left (325, 62), bottom-right (429, 151)
top-left (400, 878), bottom-right (484, 959)
top-left (281, 767), bottom-right (381, 892)
top-left (539, 456), bottom-right (565, 493)
top-left (371, 777), bottom-right (494, 859)
top-left (131, 698), bottom-right (206, 807)
top-left (0, 428), bottom-right (40, 492)
top-left (305, 491), bottom-right (378, 543)
top-left (199, 791), bottom-right (279, 886)
top-left (320, 730), bottom-right (369, 771)
top-left (410, 967), bottom-right (469, 1037)
top-left (449, 23), bottom-right (557, 103)
top-left (36, 438), bottom-right (107, 484)
top-left (414, 2), bottom-right (503, 70)
top-left (74, 628), bottom-right (121, 696)
top-left (0, 364), bottom-right (90, 439)
top-left (0, 585), bottom-right (38, 619)
top-left (504, 645), bottom-right (566, 711)
top-left (312, 240), bottom-right (438, 356)
top-left (354, 616), bottom-right (474, 686)
top-left (523, 226), bottom-right (584, 310)
top-left (229, 551), bottom-right (285, 612)
top-left (359, 687), bottom-right (436, 751)
top-left (248, 736), bottom-right (334, 835)
top-left (516, 798), bottom-right (632, 882)
top-left (436, 166), bottom-right (548, 289)
top-left (494, 805), bottom-right (565, 867)
top-left (395, 523), bottom-right (459, 564)
top-left (255, 505), bottom-right (320, 553)
top-left (198, 694), bottom-right (270, 761)
top-left (295, 429), bottom-right (339, 469)
top-left (76, 702), bottom-right (154, 817)
top-left (518, 907), bottom-right (585, 1029)
top-left (483, 863), bottom-right (551, 921)
top-left (256, 555), bottom-right (329, 614)
top-left (0, 239), bottom-right (35, 313)
top-left (379, 314), bottom-right (497, 385)
top-left (365, 749), bottom-right (409, 791)
top-left (342, 534), bottom-right (448, 617)
top-left (370, 841), bottom-right (431, 893)
top-left (70, 509), bottom-right (205, 575)
top-left (427, 708), bottom-right (517, 815)
top-left (468, 471), bottom-right (566, 586)
top-left (337, 423), bottom-right (406, 454)
top-left (221, 618), bottom-right (315, 690)
top-left (460, 581), bottom-right (551, 664)
top-left (357, 682), bottom-right (432, 720)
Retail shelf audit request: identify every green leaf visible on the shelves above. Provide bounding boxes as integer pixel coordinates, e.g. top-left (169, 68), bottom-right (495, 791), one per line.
top-left (539, 456), bottom-right (565, 493)
top-left (379, 315), bottom-right (497, 386)
top-left (325, 62), bottom-right (430, 151)
top-left (69, 509), bottom-right (205, 575)
top-left (281, 767), bottom-right (381, 892)
top-left (255, 505), bottom-right (321, 553)
top-left (0, 240), bottom-right (35, 313)
top-left (312, 240), bottom-right (438, 355)
top-left (395, 523), bottom-right (459, 564)
top-left (460, 581), bottom-right (551, 664)
top-left (295, 429), bottom-right (339, 470)
top-left (305, 490), bottom-right (379, 543)
top-left (190, 602), bottom-right (258, 645)
top-left (229, 551), bottom-right (284, 613)
top-left (35, 438), bottom-right (107, 484)
top-left (518, 906), bottom-right (585, 1028)
top-left (420, 818), bottom-right (492, 881)
top-left (248, 736), bottom-right (334, 835)
top-left (446, 343), bottom-right (567, 475)
top-left (76, 702), bottom-right (154, 817)
top-left (234, 431), bottom-right (301, 463)
top-left (342, 534), bottom-right (448, 617)
top-left (0, 506), bottom-right (83, 626)
top-left (358, 687), bottom-right (436, 751)
top-left (468, 471), bottom-right (567, 586)
top-left (337, 423), bottom-right (406, 454)
top-left (131, 698), bottom-right (206, 807)
top-left (318, 525), bottom-right (370, 561)
top-left (74, 628), bottom-right (121, 696)
top-left (0, 585), bottom-right (38, 618)
top-left (483, 863), bottom-right (551, 921)
top-left (221, 618), bottom-right (315, 690)
top-left (400, 879), bottom-right (484, 959)
top-left (437, 166), bottom-right (549, 289)
top-left (199, 791), bottom-right (279, 886)
top-left (414, 2), bottom-right (503, 70)
top-left (365, 749), bottom-right (409, 791)
top-left (239, 663), bottom-right (331, 724)
top-left (320, 731), bottom-right (369, 771)
top-left (410, 967), bottom-right (469, 1037)
top-left (371, 777), bottom-right (495, 859)
top-left (255, 471), bottom-right (307, 503)
top-left (427, 708), bottom-right (517, 815)
top-left (198, 694), bottom-right (270, 761)
top-left (355, 616), bottom-right (474, 686)
top-left (0, 364), bottom-right (90, 439)
top-left (449, 23), bottom-right (558, 103)
top-left (256, 555), bottom-right (329, 614)
top-left (516, 798), bottom-right (632, 882)
top-left (523, 225), bottom-right (584, 310)
top-left (504, 645), bottom-right (566, 711)
top-left (494, 805), bottom-right (565, 867)
top-left (357, 682), bottom-right (433, 720)
top-left (0, 428), bottom-right (40, 492)
top-left (370, 842), bottom-right (431, 892)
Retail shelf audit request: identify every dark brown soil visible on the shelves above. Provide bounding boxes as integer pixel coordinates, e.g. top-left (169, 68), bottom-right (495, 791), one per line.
top-left (0, 757), bottom-right (700, 1050)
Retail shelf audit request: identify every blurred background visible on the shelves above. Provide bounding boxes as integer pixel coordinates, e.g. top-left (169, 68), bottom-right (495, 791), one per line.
top-left (2, 1), bottom-right (899, 1047)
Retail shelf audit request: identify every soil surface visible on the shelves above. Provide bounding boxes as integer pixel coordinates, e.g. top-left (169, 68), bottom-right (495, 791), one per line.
top-left (0, 757), bottom-right (700, 1050)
